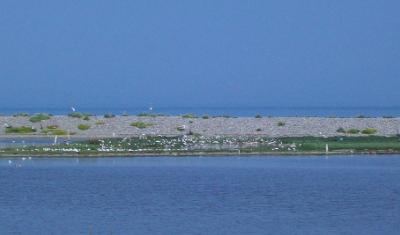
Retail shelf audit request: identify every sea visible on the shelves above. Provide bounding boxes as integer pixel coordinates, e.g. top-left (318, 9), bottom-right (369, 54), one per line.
top-left (1, 106), bottom-right (400, 117)
top-left (0, 156), bottom-right (399, 235)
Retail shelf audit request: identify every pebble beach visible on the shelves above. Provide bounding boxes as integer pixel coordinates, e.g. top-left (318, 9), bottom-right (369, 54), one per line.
top-left (1, 115), bottom-right (400, 138)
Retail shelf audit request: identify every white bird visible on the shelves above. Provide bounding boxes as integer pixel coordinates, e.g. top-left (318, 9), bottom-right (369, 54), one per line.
top-left (71, 107), bottom-right (76, 112)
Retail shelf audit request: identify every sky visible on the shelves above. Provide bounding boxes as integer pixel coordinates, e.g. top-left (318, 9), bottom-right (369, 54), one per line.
top-left (0, 0), bottom-right (399, 109)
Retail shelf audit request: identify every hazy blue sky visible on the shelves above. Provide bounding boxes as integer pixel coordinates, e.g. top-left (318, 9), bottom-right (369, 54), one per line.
top-left (1, 0), bottom-right (399, 109)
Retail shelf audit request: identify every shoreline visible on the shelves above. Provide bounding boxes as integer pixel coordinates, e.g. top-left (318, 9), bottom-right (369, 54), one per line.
top-left (2, 149), bottom-right (400, 158)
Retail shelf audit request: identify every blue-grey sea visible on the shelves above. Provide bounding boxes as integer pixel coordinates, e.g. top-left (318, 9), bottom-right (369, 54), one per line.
top-left (0, 156), bottom-right (399, 235)
top-left (2, 106), bottom-right (400, 117)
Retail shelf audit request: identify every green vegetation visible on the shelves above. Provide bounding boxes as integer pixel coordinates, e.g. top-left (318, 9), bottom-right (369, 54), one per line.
top-left (336, 127), bottom-right (346, 134)
top-left (5, 126), bottom-right (36, 134)
top-left (255, 114), bottom-right (262, 118)
top-left (104, 113), bottom-right (115, 118)
top-left (337, 127), bottom-right (377, 135)
top-left (137, 113), bottom-right (166, 117)
top-left (361, 128), bottom-right (378, 135)
top-left (68, 112), bottom-right (84, 118)
top-left (96, 120), bottom-right (105, 125)
top-left (277, 121), bottom-right (286, 126)
top-left (42, 126), bottom-right (68, 135)
top-left (202, 115), bottom-right (209, 119)
top-left (29, 113), bottom-right (51, 123)
top-left (3, 135), bottom-right (400, 156)
top-left (182, 114), bottom-right (197, 118)
top-left (347, 129), bottom-right (360, 134)
top-left (280, 136), bottom-right (400, 152)
top-left (77, 124), bottom-right (91, 131)
top-left (130, 121), bottom-right (153, 129)
top-left (13, 113), bottom-right (30, 117)
top-left (68, 112), bottom-right (92, 120)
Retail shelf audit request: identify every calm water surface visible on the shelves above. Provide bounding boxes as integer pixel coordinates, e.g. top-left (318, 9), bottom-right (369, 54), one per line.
top-left (0, 156), bottom-right (399, 235)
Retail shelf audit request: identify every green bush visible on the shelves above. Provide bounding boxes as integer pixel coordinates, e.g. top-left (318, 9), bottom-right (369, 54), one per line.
top-left (5, 126), bottom-right (36, 134)
top-left (362, 128), bottom-right (377, 135)
top-left (83, 116), bottom-right (90, 121)
top-left (347, 129), bottom-right (360, 134)
top-left (277, 121), bottom-right (286, 127)
top-left (202, 115), bottom-right (209, 119)
top-left (255, 114), bottom-right (262, 118)
top-left (336, 127), bottom-right (346, 133)
top-left (29, 113), bottom-right (51, 123)
top-left (104, 113), bottom-right (115, 118)
top-left (68, 112), bottom-right (84, 118)
top-left (182, 114), bottom-right (197, 118)
top-left (13, 113), bottom-right (30, 117)
top-left (78, 124), bottom-right (90, 131)
top-left (130, 121), bottom-right (153, 129)
top-left (42, 127), bottom-right (68, 135)
top-left (96, 120), bottom-right (105, 125)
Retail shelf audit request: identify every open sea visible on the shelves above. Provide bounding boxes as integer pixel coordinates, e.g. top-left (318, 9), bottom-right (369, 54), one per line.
top-left (2, 106), bottom-right (400, 117)
top-left (0, 156), bottom-right (399, 234)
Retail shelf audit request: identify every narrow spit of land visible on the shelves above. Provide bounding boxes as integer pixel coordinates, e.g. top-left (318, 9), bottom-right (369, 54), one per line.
top-left (1, 113), bottom-right (400, 156)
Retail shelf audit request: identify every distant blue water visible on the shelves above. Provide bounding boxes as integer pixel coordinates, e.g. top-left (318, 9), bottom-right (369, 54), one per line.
top-left (0, 156), bottom-right (399, 235)
top-left (1, 106), bottom-right (400, 117)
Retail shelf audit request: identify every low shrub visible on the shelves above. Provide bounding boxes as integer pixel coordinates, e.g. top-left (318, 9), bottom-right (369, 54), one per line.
top-left (130, 121), bottom-right (153, 129)
top-left (96, 120), bottom-right (105, 125)
top-left (347, 129), bottom-right (360, 134)
top-left (202, 115), bottom-right (209, 119)
top-left (362, 128), bottom-right (377, 135)
top-left (13, 113), bottom-right (30, 117)
top-left (78, 124), bottom-right (91, 131)
top-left (182, 114), bottom-right (197, 118)
top-left (29, 113), bottom-right (51, 123)
top-left (68, 112), bottom-right (84, 118)
top-left (336, 127), bottom-right (346, 133)
top-left (277, 121), bottom-right (286, 127)
top-left (104, 113), bottom-right (115, 118)
top-left (5, 126), bottom-right (36, 134)
top-left (255, 114), bottom-right (262, 118)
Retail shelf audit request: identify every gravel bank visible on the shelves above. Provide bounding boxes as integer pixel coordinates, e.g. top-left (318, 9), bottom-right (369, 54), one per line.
top-left (1, 116), bottom-right (400, 138)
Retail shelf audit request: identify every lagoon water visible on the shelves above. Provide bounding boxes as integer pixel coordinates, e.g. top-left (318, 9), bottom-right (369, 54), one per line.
top-left (0, 156), bottom-right (399, 234)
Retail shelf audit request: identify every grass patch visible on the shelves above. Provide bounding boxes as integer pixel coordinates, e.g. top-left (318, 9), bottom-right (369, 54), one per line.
top-left (5, 126), bottom-right (36, 134)
top-left (347, 129), bottom-right (360, 134)
top-left (182, 114), bottom-right (197, 118)
top-left (78, 124), bottom-right (91, 131)
top-left (96, 120), bottom-right (105, 125)
top-left (130, 121), bottom-right (153, 129)
top-left (361, 128), bottom-right (377, 135)
top-left (42, 126), bottom-right (68, 135)
top-left (29, 113), bottom-right (51, 123)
